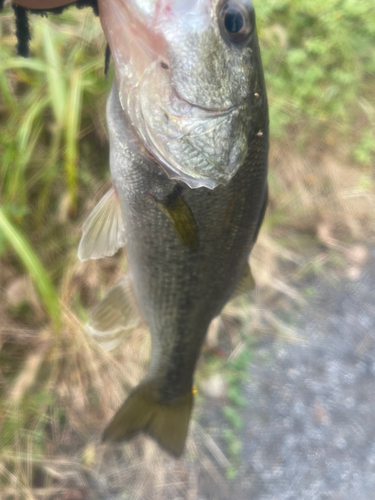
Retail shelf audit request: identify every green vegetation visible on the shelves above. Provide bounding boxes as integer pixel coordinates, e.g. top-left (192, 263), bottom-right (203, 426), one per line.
top-left (222, 348), bottom-right (252, 479)
top-left (0, 0), bottom-right (374, 497)
top-left (0, 208), bottom-right (60, 328)
top-left (0, 10), bottom-right (110, 317)
top-left (257, 0), bottom-right (375, 161)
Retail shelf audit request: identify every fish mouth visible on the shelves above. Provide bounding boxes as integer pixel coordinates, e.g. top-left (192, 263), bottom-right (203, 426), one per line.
top-left (173, 86), bottom-right (237, 117)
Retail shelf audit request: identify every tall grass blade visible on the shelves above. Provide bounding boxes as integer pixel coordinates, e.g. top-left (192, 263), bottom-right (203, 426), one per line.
top-left (0, 71), bottom-right (15, 109)
top-left (0, 208), bottom-right (61, 329)
top-left (65, 69), bottom-right (83, 210)
top-left (9, 95), bottom-right (47, 205)
top-left (0, 57), bottom-right (47, 73)
top-left (42, 23), bottom-right (66, 125)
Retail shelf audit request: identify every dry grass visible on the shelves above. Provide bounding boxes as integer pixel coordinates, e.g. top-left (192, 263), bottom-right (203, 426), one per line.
top-left (0, 251), bottom-right (236, 499)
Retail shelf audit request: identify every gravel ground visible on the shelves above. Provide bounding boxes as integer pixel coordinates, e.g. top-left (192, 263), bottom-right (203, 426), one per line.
top-left (234, 248), bottom-right (375, 500)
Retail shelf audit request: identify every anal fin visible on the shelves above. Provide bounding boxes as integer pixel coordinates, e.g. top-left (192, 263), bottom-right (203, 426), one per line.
top-left (86, 275), bottom-right (141, 351)
top-left (78, 187), bottom-right (126, 262)
top-left (232, 263), bottom-right (255, 299)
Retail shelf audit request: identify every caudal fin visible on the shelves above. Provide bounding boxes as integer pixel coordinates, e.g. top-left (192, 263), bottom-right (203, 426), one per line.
top-left (102, 383), bottom-right (194, 457)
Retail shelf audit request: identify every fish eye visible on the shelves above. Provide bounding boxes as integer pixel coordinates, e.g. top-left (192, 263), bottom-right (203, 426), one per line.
top-left (219, 1), bottom-right (255, 45)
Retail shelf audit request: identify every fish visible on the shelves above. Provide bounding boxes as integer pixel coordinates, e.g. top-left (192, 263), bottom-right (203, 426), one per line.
top-left (78, 0), bottom-right (269, 457)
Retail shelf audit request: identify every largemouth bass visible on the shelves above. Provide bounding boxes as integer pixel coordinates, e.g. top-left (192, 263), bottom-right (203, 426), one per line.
top-left (78, 0), bottom-right (269, 457)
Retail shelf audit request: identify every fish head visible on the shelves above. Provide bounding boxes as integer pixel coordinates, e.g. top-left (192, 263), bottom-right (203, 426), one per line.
top-left (99, 0), bottom-right (265, 189)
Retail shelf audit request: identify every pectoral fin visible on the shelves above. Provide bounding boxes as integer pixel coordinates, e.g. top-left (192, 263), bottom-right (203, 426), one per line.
top-left (78, 187), bottom-right (126, 262)
top-left (86, 275), bottom-right (140, 351)
top-left (102, 382), bottom-right (193, 458)
top-left (232, 263), bottom-right (255, 299)
top-left (155, 190), bottom-right (199, 252)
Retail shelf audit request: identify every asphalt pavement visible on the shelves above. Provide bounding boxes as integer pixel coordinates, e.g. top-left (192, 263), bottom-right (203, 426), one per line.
top-left (234, 248), bottom-right (375, 500)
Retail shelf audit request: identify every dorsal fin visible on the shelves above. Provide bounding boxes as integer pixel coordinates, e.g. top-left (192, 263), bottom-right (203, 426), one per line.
top-left (78, 187), bottom-right (126, 262)
top-left (86, 275), bottom-right (141, 351)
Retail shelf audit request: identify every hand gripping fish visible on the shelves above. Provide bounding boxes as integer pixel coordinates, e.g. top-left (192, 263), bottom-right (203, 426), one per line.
top-left (78, 0), bottom-right (268, 457)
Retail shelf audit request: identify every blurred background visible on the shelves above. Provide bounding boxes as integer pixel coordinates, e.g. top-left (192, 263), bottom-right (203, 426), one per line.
top-left (0, 1), bottom-right (374, 499)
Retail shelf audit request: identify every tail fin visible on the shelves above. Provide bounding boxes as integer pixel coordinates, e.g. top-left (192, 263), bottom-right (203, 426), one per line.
top-left (102, 382), bottom-right (194, 458)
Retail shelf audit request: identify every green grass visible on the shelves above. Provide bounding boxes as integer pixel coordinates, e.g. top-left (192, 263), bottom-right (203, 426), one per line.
top-left (0, 8), bottom-right (110, 223)
top-left (0, 8), bottom-right (111, 327)
top-left (0, 208), bottom-right (60, 328)
top-left (221, 347), bottom-right (253, 478)
top-left (256, 0), bottom-right (375, 162)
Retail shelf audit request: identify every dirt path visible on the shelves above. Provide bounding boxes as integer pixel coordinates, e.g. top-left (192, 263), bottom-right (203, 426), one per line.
top-left (233, 248), bottom-right (375, 500)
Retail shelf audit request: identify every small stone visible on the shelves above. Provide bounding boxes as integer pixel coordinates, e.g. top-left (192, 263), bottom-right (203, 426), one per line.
top-left (344, 245), bottom-right (370, 265)
top-left (343, 397), bottom-right (355, 409)
top-left (314, 403), bottom-right (329, 424)
top-left (200, 374), bottom-right (226, 399)
top-left (346, 266), bottom-right (361, 281)
top-left (287, 368), bottom-right (299, 380)
top-left (334, 436), bottom-right (347, 450)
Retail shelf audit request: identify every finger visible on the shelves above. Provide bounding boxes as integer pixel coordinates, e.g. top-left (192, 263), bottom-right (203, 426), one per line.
top-left (12, 0), bottom-right (76, 9)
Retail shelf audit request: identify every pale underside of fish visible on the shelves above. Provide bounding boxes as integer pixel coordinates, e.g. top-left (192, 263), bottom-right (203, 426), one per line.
top-left (78, 0), bottom-right (269, 457)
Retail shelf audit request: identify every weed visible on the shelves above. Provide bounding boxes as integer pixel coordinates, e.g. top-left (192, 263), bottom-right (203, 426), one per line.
top-left (220, 347), bottom-right (253, 478)
top-left (0, 208), bottom-right (61, 328)
top-left (256, 0), bottom-right (375, 167)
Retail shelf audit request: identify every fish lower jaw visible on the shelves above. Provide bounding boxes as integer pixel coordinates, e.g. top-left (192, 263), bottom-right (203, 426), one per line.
top-left (172, 85), bottom-right (237, 116)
